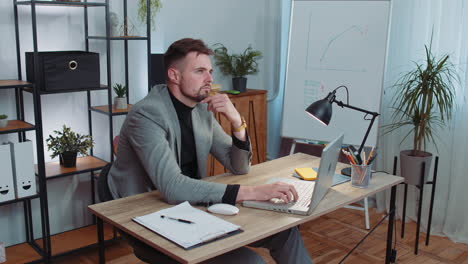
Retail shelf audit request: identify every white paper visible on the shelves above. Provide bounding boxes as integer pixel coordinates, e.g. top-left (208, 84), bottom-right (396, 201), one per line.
top-left (133, 201), bottom-right (240, 249)
top-left (0, 144), bottom-right (15, 203)
top-left (0, 241), bottom-right (5, 263)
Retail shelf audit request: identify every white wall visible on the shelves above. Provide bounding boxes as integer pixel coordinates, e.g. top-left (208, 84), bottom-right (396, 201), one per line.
top-left (0, 1), bottom-right (282, 246)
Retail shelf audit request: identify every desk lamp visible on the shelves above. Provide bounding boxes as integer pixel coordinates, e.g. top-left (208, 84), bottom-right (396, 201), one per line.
top-left (305, 85), bottom-right (379, 175)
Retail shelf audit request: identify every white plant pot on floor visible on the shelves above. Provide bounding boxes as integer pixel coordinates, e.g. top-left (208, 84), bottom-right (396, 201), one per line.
top-left (114, 97), bottom-right (127, 110)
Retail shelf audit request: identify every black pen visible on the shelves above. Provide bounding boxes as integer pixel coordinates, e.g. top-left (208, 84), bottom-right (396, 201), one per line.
top-left (160, 215), bottom-right (194, 224)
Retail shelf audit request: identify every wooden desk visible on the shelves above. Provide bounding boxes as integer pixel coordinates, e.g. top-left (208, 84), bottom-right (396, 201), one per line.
top-left (88, 153), bottom-right (403, 264)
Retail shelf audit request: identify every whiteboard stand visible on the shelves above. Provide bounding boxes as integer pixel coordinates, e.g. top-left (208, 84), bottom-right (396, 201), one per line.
top-left (344, 199), bottom-right (370, 230)
top-left (289, 140), bottom-right (370, 230)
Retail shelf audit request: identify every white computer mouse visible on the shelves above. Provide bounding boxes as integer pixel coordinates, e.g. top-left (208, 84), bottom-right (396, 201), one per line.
top-left (207, 203), bottom-right (239, 215)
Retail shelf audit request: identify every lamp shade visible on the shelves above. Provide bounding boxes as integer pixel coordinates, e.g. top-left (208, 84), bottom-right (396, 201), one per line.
top-left (305, 98), bottom-right (332, 126)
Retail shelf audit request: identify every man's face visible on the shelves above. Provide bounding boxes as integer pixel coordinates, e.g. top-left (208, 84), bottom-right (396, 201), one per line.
top-left (173, 52), bottom-right (213, 105)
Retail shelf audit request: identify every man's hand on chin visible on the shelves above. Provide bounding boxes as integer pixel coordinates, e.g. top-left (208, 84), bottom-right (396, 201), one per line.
top-left (201, 94), bottom-right (246, 141)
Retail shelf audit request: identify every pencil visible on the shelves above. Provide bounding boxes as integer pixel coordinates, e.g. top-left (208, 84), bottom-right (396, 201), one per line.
top-left (358, 166), bottom-right (367, 185)
top-left (342, 150), bottom-right (356, 165)
top-left (347, 149), bottom-right (359, 164)
top-left (362, 151), bottom-right (367, 165)
top-left (366, 147), bottom-right (375, 165)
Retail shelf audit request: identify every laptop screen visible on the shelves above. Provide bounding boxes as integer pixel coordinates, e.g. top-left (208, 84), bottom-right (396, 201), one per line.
top-left (307, 133), bottom-right (344, 213)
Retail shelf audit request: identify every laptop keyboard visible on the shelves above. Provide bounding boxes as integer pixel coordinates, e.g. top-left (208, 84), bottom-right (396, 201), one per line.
top-left (292, 179), bottom-right (315, 207)
top-left (269, 178), bottom-right (315, 208)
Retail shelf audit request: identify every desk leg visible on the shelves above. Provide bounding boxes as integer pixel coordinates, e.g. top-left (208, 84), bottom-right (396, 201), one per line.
top-left (385, 185), bottom-right (397, 264)
top-left (97, 218), bottom-right (105, 264)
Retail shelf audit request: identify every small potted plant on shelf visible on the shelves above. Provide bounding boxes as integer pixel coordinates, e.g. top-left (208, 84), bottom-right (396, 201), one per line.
top-left (46, 125), bottom-right (94, 168)
top-left (213, 43), bottom-right (263, 93)
top-left (113, 83), bottom-right (127, 110)
top-left (384, 44), bottom-right (459, 186)
top-left (0, 114), bottom-right (8, 128)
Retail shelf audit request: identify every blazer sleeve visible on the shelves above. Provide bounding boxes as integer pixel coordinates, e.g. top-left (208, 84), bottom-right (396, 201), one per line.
top-left (127, 111), bottom-right (227, 204)
top-left (209, 117), bottom-right (252, 175)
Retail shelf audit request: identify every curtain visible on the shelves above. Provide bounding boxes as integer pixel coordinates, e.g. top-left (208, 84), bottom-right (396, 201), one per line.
top-left (376, 0), bottom-right (468, 243)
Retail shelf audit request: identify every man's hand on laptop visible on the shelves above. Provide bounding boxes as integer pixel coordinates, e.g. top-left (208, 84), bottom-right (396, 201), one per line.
top-left (237, 182), bottom-right (299, 203)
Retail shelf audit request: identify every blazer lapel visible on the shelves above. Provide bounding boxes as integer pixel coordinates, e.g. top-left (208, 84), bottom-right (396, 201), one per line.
top-left (159, 87), bottom-right (182, 163)
top-left (192, 108), bottom-right (210, 179)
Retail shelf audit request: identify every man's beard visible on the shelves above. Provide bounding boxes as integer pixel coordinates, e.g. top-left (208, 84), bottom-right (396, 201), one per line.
top-left (183, 86), bottom-right (210, 102)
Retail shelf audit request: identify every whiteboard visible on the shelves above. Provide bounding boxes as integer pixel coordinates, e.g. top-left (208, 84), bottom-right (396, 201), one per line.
top-left (281, 0), bottom-right (390, 146)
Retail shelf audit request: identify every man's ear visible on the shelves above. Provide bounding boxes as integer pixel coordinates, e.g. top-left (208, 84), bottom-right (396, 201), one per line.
top-left (167, 67), bottom-right (180, 84)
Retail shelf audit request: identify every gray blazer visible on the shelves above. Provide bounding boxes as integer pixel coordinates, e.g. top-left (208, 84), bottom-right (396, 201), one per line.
top-left (107, 85), bottom-right (252, 204)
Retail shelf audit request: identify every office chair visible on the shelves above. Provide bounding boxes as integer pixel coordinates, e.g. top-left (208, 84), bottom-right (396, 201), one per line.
top-left (113, 135), bottom-right (120, 155)
top-left (97, 162), bottom-right (113, 202)
top-left (96, 135), bottom-right (120, 202)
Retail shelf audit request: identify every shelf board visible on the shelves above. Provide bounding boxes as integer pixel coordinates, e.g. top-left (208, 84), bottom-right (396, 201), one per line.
top-left (23, 84), bottom-right (108, 95)
top-left (16, 1), bottom-right (106, 7)
top-left (0, 194), bottom-right (40, 207)
top-left (36, 156), bottom-right (108, 180)
top-left (0, 120), bottom-right (35, 134)
top-left (90, 104), bottom-right (133, 116)
top-left (6, 223), bottom-right (116, 263)
top-left (0, 79), bottom-right (33, 89)
top-left (88, 35), bottom-right (148, 40)
top-left (36, 224), bottom-right (116, 258)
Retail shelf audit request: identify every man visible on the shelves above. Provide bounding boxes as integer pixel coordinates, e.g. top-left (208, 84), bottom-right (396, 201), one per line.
top-left (108, 38), bottom-right (312, 263)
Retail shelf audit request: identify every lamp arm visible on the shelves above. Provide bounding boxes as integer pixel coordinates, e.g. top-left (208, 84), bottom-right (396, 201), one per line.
top-left (333, 99), bottom-right (379, 155)
top-left (357, 113), bottom-right (378, 154)
top-left (334, 100), bottom-right (378, 116)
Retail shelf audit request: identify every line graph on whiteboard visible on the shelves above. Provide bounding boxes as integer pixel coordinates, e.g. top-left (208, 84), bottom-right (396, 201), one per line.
top-left (303, 80), bottom-right (327, 109)
top-left (305, 12), bottom-right (369, 72)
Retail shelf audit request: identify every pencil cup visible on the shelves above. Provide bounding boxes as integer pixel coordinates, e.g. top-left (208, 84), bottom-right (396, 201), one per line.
top-left (351, 164), bottom-right (371, 188)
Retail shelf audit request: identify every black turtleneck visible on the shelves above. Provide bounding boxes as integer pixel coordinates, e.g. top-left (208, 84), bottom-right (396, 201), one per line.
top-left (169, 91), bottom-right (248, 205)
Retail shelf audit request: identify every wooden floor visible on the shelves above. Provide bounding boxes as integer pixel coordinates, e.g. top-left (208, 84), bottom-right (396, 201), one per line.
top-left (5, 207), bottom-right (468, 263)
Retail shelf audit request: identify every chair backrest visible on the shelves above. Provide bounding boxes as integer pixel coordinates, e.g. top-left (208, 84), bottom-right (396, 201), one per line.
top-left (97, 135), bottom-right (119, 202)
top-left (97, 162), bottom-right (114, 202)
top-left (113, 135), bottom-right (120, 155)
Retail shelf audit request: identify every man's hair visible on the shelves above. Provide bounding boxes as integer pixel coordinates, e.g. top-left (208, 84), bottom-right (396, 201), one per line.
top-left (163, 38), bottom-right (213, 74)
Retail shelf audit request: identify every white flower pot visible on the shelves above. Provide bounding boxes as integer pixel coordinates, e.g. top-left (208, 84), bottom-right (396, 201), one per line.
top-left (0, 119), bottom-right (8, 128)
top-left (400, 150), bottom-right (433, 187)
top-left (114, 97), bottom-right (127, 110)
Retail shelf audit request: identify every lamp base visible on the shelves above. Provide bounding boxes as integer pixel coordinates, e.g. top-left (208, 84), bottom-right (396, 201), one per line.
top-left (341, 167), bottom-right (351, 176)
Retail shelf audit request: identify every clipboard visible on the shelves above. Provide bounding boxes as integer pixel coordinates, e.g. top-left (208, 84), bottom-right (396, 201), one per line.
top-left (133, 201), bottom-right (242, 249)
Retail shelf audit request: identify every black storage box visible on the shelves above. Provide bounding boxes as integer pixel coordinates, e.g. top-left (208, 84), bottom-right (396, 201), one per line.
top-left (26, 51), bottom-right (100, 92)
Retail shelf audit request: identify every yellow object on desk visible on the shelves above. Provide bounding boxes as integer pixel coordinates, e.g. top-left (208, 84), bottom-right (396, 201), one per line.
top-left (294, 167), bottom-right (317, 181)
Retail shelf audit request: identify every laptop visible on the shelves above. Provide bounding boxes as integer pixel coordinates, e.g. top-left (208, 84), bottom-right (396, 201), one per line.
top-left (242, 134), bottom-right (344, 216)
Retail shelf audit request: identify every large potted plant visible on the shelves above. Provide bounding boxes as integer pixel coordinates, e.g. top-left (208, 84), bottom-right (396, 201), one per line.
top-left (137, 0), bottom-right (162, 31)
top-left (46, 125), bottom-right (94, 168)
top-left (213, 43), bottom-right (263, 93)
top-left (385, 44), bottom-right (458, 186)
top-left (113, 83), bottom-right (127, 110)
top-left (0, 114), bottom-right (8, 128)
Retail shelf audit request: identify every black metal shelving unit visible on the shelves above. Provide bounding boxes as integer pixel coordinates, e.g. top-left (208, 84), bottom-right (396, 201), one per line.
top-left (85, 0), bottom-right (152, 163)
top-left (8, 0), bottom-right (152, 262)
top-left (0, 80), bottom-right (50, 263)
